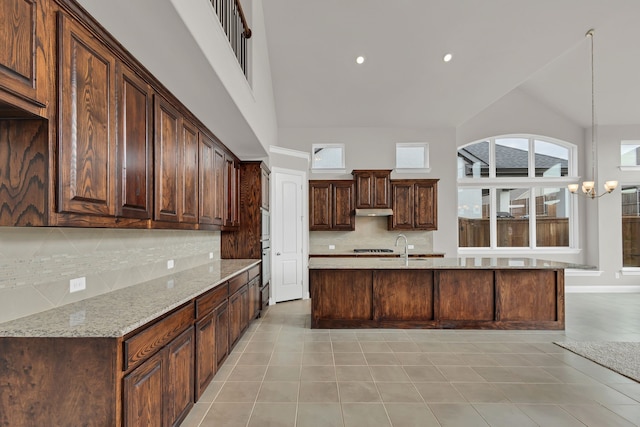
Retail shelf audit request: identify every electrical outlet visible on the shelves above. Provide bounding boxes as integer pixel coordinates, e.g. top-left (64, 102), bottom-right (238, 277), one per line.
top-left (209, 252), bottom-right (214, 259)
top-left (615, 272), bottom-right (620, 279)
top-left (329, 245), bottom-right (335, 250)
top-left (167, 279), bottom-right (174, 289)
top-left (167, 259), bottom-right (174, 269)
top-left (408, 244), bottom-right (415, 249)
top-left (69, 277), bottom-right (86, 293)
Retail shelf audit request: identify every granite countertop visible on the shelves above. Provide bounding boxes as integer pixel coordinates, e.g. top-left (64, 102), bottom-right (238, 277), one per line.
top-left (0, 259), bottom-right (259, 338)
top-left (308, 256), bottom-right (592, 270)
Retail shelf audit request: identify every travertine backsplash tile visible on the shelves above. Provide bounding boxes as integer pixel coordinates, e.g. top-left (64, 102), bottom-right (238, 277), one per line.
top-left (0, 227), bottom-right (221, 324)
top-left (310, 216), bottom-right (433, 252)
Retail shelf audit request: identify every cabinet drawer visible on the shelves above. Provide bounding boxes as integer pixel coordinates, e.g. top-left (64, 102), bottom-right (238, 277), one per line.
top-left (229, 271), bottom-right (249, 295)
top-left (195, 282), bottom-right (229, 319)
top-left (123, 304), bottom-right (194, 371)
top-left (248, 265), bottom-right (260, 281)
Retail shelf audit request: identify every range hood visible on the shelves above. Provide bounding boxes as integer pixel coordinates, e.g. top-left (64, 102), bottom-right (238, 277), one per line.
top-left (355, 208), bottom-right (394, 217)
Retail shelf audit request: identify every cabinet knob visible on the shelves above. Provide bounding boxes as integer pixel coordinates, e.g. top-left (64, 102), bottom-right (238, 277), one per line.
top-left (276, 252), bottom-right (281, 256)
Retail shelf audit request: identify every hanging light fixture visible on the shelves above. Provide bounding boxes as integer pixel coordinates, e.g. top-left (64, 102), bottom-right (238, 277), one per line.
top-left (568, 29), bottom-right (618, 198)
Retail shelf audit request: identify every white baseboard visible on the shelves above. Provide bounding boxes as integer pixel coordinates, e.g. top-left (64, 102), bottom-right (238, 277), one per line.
top-left (304, 292), bottom-right (310, 300)
top-left (566, 285), bottom-right (640, 293)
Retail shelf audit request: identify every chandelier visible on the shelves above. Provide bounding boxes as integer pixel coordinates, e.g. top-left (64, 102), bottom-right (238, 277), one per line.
top-left (568, 29), bottom-right (617, 199)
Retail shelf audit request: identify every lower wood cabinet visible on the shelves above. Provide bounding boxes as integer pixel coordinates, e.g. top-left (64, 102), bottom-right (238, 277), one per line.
top-left (0, 264), bottom-right (260, 427)
top-left (310, 267), bottom-right (564, 329)
top-left (123, 326), bottom-right (194, 427)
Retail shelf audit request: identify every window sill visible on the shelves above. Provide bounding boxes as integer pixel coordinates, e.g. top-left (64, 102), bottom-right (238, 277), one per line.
top-left (394, 168), bottom-right (431, 174)
top-left (310, 169), bottom-right (347, 174)
top-left (619, 166), bottom-right (640, 172)
top-left (621, 268), bottom-right (640, 276)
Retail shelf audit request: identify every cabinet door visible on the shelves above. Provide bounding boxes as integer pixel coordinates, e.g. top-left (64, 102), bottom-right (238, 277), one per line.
top-left (389, 181), bottom-right (414, 230)
top-left (261, 165), bottom-right (270, 210)
top-left (373, 270), bottom-right (433, 321)
top-left (310, 270), bottom-right (372, 321)
top-left (215, 301), bottom-right (229, 369)
top-left (309, 181), bottom-right (332, 230)
top-left (332, 181), bottom-right (355, 230)
top-left (198, 133), bottom-right (215, 225)
top-left (195, 313), bottom-right (215, 400)
top-left (228, 285), bottom-right (247, 348)
top-left (165, 327), bottom-right (194, 427)
top-left (123, 350), bottom-right (164, 427)
top-left (180, 119), bottom-right (199, 224)
top-left (58, 14), bottom-right (116, 216)
top-left (354, 170), bottom-right (390, 209)
top-left (414, 181), bottom-right (437, 230)
top-left (0, 0), bottom-right (43, 106)
top-left (117, 63), bottom-right (152, 219)
top-left (154, 96), bottom-right (181, 222)
top-left (224, 156), bottom-right (240, 229)
top-left (213, 147), bottom-right (225, 225)
top-left (247, 277), bottom-right (260, 322)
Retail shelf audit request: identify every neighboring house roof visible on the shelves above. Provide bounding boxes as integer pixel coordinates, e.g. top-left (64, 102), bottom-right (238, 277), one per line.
top-left (459, 142), bottom-right (568, 171)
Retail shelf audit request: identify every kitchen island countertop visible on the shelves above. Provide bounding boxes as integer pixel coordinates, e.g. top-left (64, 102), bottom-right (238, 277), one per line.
top-left (308, 256), bottom-right (592, 270)
top-left (0, 259), bottom-right (259, 338)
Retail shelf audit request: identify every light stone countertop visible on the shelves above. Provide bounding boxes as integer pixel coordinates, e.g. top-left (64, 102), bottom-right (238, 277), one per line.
top-left (0, 259), bottom-right (259, 338)
top-left (309, 247), bottom-right (446, 257)
top-left (308, 256), bottom-right (592, 270)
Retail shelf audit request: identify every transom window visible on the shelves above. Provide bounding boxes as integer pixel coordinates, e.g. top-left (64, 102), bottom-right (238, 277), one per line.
top-left (311, 144), bottom-right (345, 170)
top-left (457, 135), bottom-right (576, 251)
top-left (396, 142), bottom-right (429, 170)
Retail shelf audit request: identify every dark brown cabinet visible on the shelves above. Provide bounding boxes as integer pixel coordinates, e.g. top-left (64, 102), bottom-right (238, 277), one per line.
top-left (229, 284), bottom-right (247, 348)
top-left (0, 0), bottom-right (48, 111)
top-left (195, 312), bottom-right (215, 399)
top-left (58, 13), bottom-right (117, 217)
top-left (213, 147), bottom-right (226, 226)
top-left (388, 179), bottom-right (438, 230)
top-left (154, 96), bottom-right (181, 223)
top-left (352, 169), bottom-right (391, 209)
top-left (221, 161), bottom-right (270, 258)
top-left (222, 156), bottom-right (241, 230)
top-left (198, 133), bottom-right (216, 225)
top-left (248, 276), bottom-right (260, 322)
top-left (180, 119), bottom-right (199, 224)
top-left (373, 270), bottom-right (433, 321)
top-left (123, 327), bottom-right (194, 427)
top-left (310, 270), bottom-right (373, 321)
top-left (309, 180), bottom-right (355, 231)
top-left (117, 62), bottom-right (153, 219)
top-left (215, 301), bottom-right (230, 369)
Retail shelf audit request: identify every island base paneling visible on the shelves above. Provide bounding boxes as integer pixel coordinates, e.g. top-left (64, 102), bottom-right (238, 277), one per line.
top-left (310, 268), bottom-right (564, 330)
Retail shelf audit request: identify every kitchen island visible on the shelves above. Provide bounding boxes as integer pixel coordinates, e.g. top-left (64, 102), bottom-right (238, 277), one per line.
top-left (309, 257), bottom-right (575, 330)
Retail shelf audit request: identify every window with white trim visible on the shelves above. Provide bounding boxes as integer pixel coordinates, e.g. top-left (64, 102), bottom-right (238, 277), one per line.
top-left (396, 142), bottom-right (429, 171)
top-left (457, 135), bottom-right (576, 250)
top-left (311, 144), bottom-right (345, 170)
top-left (621, 141), bottom-right (640, 167)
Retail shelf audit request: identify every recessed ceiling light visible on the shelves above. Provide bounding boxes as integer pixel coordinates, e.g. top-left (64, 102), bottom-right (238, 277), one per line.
top-left (356, 56), bottom-right (365, 64)
top-left (443, 53), bottom-right (453, 62)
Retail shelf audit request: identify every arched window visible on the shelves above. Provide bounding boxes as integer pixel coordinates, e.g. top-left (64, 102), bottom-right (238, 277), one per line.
top-left (457, 135), bottom-right (577, 251)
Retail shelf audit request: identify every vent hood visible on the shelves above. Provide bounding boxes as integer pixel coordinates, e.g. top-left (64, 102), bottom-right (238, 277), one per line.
top-left (355, 208), bottom-right (393, 217)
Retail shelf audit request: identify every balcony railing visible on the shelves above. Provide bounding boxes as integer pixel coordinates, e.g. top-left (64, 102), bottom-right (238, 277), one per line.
top-left (210, 0), bottom-right (252, 77)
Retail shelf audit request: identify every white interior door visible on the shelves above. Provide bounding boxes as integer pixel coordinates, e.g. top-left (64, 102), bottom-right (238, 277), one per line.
top-left (272, 169), bottom-right (305, 302)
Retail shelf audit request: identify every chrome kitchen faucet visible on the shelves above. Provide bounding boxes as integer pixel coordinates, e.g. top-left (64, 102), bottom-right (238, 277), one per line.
top-left (395, 234), bottom-right (409, 266)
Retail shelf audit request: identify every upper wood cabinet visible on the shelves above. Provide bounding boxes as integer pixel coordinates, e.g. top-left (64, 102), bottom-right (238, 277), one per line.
top-left (0, 0), bottom-right (48, 111)
top-left (154, 95), bottom-right (181, 223)
top-left (388, 179), bottom-right (438, 230)
top-left (223, 156), bottom-right (240, 230)
top-left (198, 132), bottom-right (216, 225)
top-left (352, 170), bottom-right (391, 209)
top-left (117, 62), bottom-right (152, 219)
top-left (180, 119), bottom-right (199, 224)
top-left (58, 13), bottom-right (117, 217)
top-left (213, 147), bottom-right (226, 226)
top-left (309, 180), bottom-right (355, 231)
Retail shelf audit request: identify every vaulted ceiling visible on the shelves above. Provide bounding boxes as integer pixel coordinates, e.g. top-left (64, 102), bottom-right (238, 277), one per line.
top-left (262, 0), bottom-right (640, 129)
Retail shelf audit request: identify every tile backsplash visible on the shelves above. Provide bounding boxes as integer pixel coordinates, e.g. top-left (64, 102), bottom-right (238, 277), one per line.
top-left (0, 227), bottom-right (220, 324)
top-left (310, 216), bottom-right (433, 252)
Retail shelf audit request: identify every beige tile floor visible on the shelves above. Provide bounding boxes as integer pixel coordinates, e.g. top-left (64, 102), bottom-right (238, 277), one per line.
top-left (182, 293), bottom-right (640, 427)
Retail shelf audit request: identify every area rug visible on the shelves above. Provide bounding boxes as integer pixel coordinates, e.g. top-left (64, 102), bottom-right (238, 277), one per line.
top-left (554, 341), bottom-right (640, 383)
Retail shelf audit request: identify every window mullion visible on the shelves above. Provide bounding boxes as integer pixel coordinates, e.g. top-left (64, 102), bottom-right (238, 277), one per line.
top-left (530, 186), bottom-right (537, 249)
top-left (490, 188), bottom-right (497, 249)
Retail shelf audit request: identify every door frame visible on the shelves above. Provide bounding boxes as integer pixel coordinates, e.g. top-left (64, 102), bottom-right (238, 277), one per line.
top-left (270, 166), bottom-right (309, 304)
